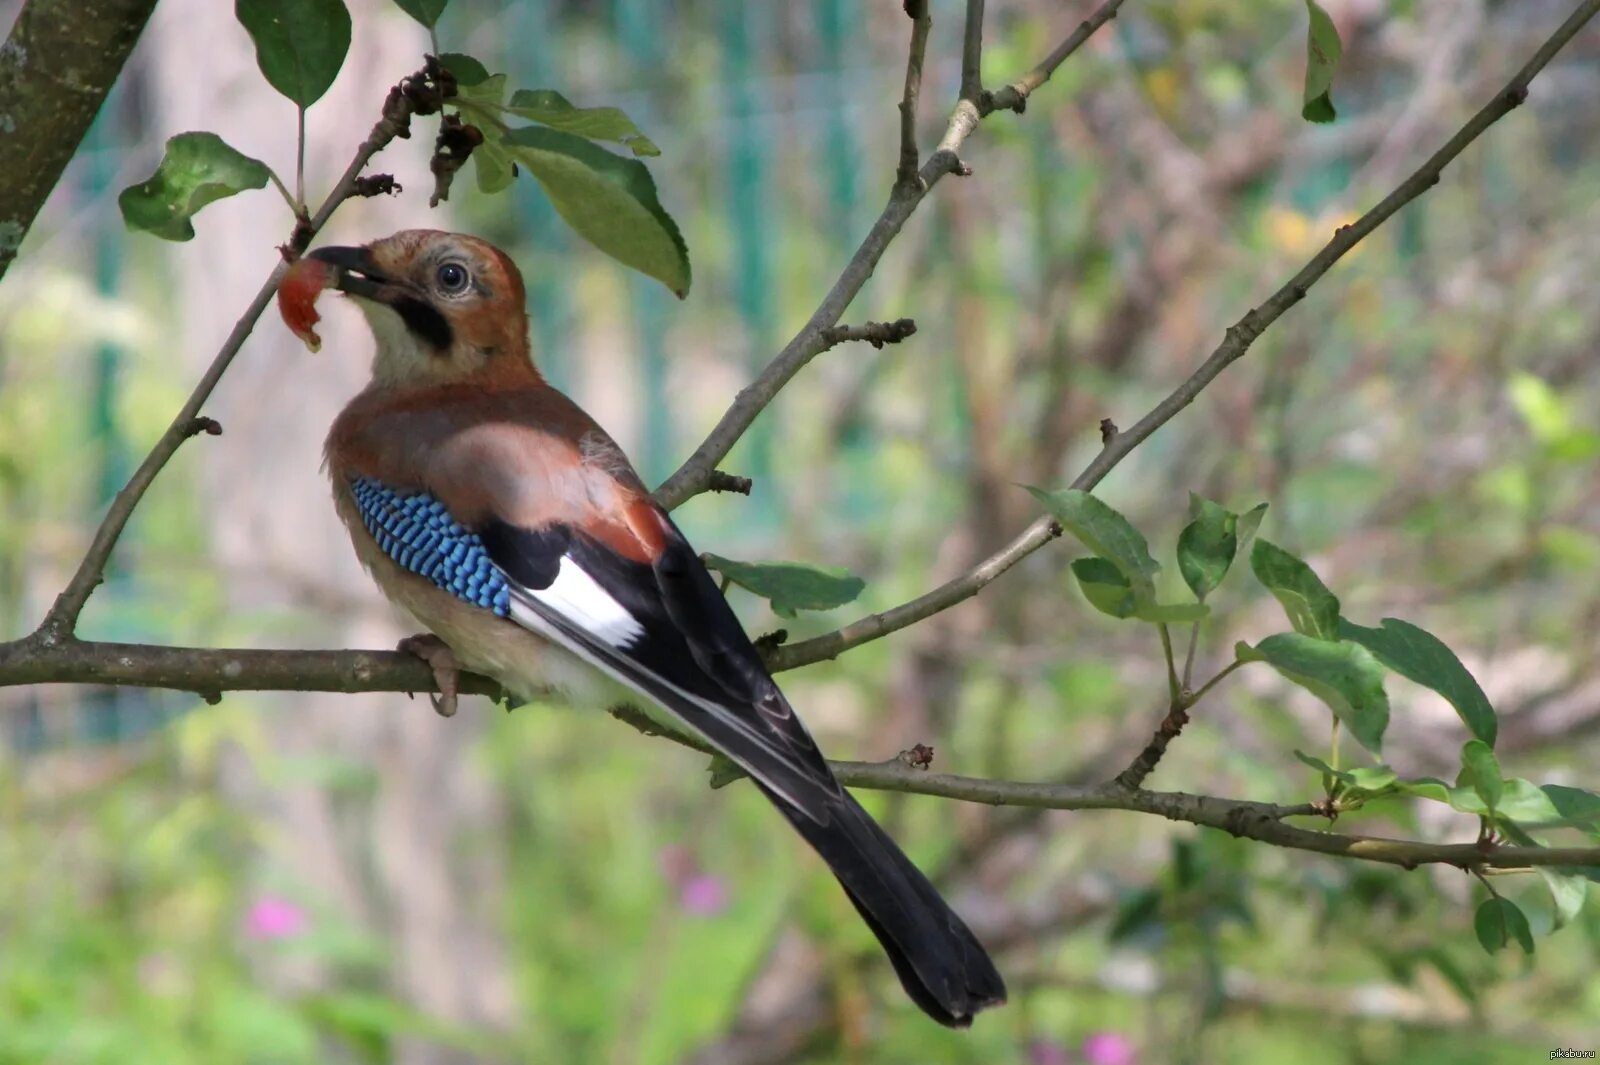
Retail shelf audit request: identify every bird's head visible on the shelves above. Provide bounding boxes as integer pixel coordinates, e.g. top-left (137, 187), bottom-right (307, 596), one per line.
top-left (308, 229), bottom-right (534, 385)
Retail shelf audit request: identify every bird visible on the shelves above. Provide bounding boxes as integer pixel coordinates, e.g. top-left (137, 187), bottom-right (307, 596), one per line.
top-left (302, 229), bottom-right (1006, 1026)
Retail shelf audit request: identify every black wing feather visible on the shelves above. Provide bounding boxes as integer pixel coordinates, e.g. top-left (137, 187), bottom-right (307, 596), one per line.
top-left (476, 512), bottom-right (1006, 1025)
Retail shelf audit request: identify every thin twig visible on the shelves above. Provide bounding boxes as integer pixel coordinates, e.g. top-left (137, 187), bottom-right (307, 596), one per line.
top-left (896, 0), bottom-right (932, 191)
top-left (986, 0), bottom-right (1127, 114)
top-left (652, 0), bottom-right (1128, 511)
top-left (36, 64), bottom-right (433, 642)
top-left (766, 0), bottom-right (1600, 672)
top-left (960, 0), bottom-right (986, 103)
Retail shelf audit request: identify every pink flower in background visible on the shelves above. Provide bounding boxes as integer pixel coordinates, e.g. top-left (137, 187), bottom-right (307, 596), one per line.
top-left (1027, 1039), bottom-right (1071, 1065)
top-left (658, 845), bottom-right (729, 917)
top-left (243, 896), bottom-right (307, 940)
top-left (1082, 1031), bottom-right (1135, 1065)
top-left (679, 874), bottom-right (728, 917)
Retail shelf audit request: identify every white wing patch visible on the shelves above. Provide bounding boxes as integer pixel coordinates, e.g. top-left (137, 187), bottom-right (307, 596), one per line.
top-left (509, 555), bottom-right (644, 648)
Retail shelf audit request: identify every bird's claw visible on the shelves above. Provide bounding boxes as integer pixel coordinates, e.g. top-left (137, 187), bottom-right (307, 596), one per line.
top-left (398, 633), bottom-right (462, 717)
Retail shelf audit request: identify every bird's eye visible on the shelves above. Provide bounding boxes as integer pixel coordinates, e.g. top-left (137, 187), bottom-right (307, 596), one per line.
top-left (436, 261), bottom-right (470, 295)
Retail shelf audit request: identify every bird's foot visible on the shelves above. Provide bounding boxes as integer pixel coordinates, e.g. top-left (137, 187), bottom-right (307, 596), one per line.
top-left (398, 633), bottom-right (462, 718)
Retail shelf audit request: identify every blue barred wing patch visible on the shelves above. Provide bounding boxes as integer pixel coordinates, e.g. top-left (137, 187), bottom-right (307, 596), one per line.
top-left (349, 477), bottom-right (511, 616)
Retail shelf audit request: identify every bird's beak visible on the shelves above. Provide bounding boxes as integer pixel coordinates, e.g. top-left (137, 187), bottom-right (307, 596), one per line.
top-left (307, 245), bottom-right (400, 302)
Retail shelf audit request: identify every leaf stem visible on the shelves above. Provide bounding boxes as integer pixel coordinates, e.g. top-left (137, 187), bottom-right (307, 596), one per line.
top-left (1158, 623), bottom-right (1182, 705)
top-left (1181, 621), bottom-right (1201, 690)
top-left (266, 167), bottom-right (297, 211)
top-left (1187, 658), bottom-right (1245, 708)
top-left (295, 104), bottom-right (307, 210)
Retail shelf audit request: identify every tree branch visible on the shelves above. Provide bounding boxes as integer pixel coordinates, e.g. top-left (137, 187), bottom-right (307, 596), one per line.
top-left (764, 0), bottom-right (1600, 672)
top-left (4, 635), bottom-right (1596, 872)
top-left (0, 0), bottom-right (160, 282)
top-left (650, 0), bottom-right (1128, 511)
top-left (986, 0), bottom-right (1127, 114)
top-left (896, 0), bottom-right (932, 192)
top-left (35, 63), bottom-right (439, 642)
top-left (960, 0), bottom-right (986, 103)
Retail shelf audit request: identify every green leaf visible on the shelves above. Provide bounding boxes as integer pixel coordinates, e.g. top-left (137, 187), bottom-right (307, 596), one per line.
top-left (1458, 739), bottom-right (1502, 815)
top-left (1177, 494), bottom-right (1238, 601)
top-left (1535, 867), bottom-right (1588, 931)
top-left (706, 753), bottom-right (744, 790)
top-left (1131, 601), bottom-right (1210, 624)
top-left (472, 139), bottom-right (516, 194)
top-left (437, 52), bottom-right (490, 86)
top-left (502, 126), bottom-right (690, 296)
top-left (1071, 557), bottom-right (1136, 618)
top-left (505, 89), bottom-right (661, 157)
top-left (701, 554), bottom-right (864, 619)
top-left (1027, 488), bottom-right (1160, 599)
top-left (1301, 0), bottom-right (1343, 123)
top-left (1069, 558), bottom-right (1207, 623)
top-left (1234, 502), bottom-right (1268, 551)
top-left (1474, 896), bottom-right (1534, 955)
top-left (118, 132), bottom-right (272, 241)
top-left (1238, 633), bottom-right (1388, 753)
top-left (1543, 785), bottom-right (1600, 838)
top-left (235, 0), bottom-right (351, 106)
top-left (1293, 748), bottom-right (1352, 794)
top-left (1251, 539), bottom-right (1341, 640)
top-left (1339, 617), bottom-right (1497, 746)
top-left (391, 0), bottom-right (447, 27)
top-left (1344, 764), bottom-right (1399, 797)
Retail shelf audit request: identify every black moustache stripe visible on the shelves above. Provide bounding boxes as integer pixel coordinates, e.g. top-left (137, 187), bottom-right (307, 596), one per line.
top-left (392, 296), bottom-right (454, 352)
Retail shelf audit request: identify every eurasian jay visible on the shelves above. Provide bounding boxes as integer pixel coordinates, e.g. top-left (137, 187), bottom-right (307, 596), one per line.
top-left (300, 229), bottom-right (1006, 1026)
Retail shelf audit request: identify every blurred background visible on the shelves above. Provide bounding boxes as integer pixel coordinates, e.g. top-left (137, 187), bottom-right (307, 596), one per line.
top-left (2, 0), bottom-right (1599, 1061)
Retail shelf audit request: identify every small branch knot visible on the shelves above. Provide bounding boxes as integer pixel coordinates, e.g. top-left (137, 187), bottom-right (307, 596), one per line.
top-left (820, 318), bottom-right (918, 350)
top-left (183, 416), bottom-right (223, 438)
top-left (1099, 417), bottom-right (1118, 443)
top-left (898, 743), bottom-right (935, 770)
top-left (706, 469), bottom-right (754, 495)
top-left (351, 174), bottom-right (401, 198)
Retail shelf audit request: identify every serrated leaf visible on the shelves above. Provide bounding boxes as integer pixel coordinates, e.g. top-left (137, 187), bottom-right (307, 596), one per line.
top-left (1027, 487), bottom-right (1159, 599)
top-left (391, 0), bottom-right (447, 27)
top-left (1251, 539), bottom-right (1341, 640)
top-left (1339, 617), bottom-right (1497, 746)
top-left (1474, 896), bottom-right (1534, 955)
top-left (1071, 557), bottom-right (1136, 618)
top-left (1302, 0), bottom-right (1343, 123)
top-left (118, 132), bottom-right (272, 241)
top-left (1535, 867), bottom-right (1588, 931)
top-left (701, 554), bottom-right (864, 619)
top-left (235, 0), bottom-right (351, 106)
top-left (501, 125), bottom-right (690, 296)
top-left (1240, 633), bottom-right (1388, 753)
top-left (1177, 494), bottom-right (1238, 601)
top-left (1458, 739), bottom-right (1502, 815)
top-left (505, 89), bottom-right (661, 156)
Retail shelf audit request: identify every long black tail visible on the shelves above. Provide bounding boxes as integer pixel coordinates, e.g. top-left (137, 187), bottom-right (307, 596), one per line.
top-left (762, 784), bottom-right (1007, 1026)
